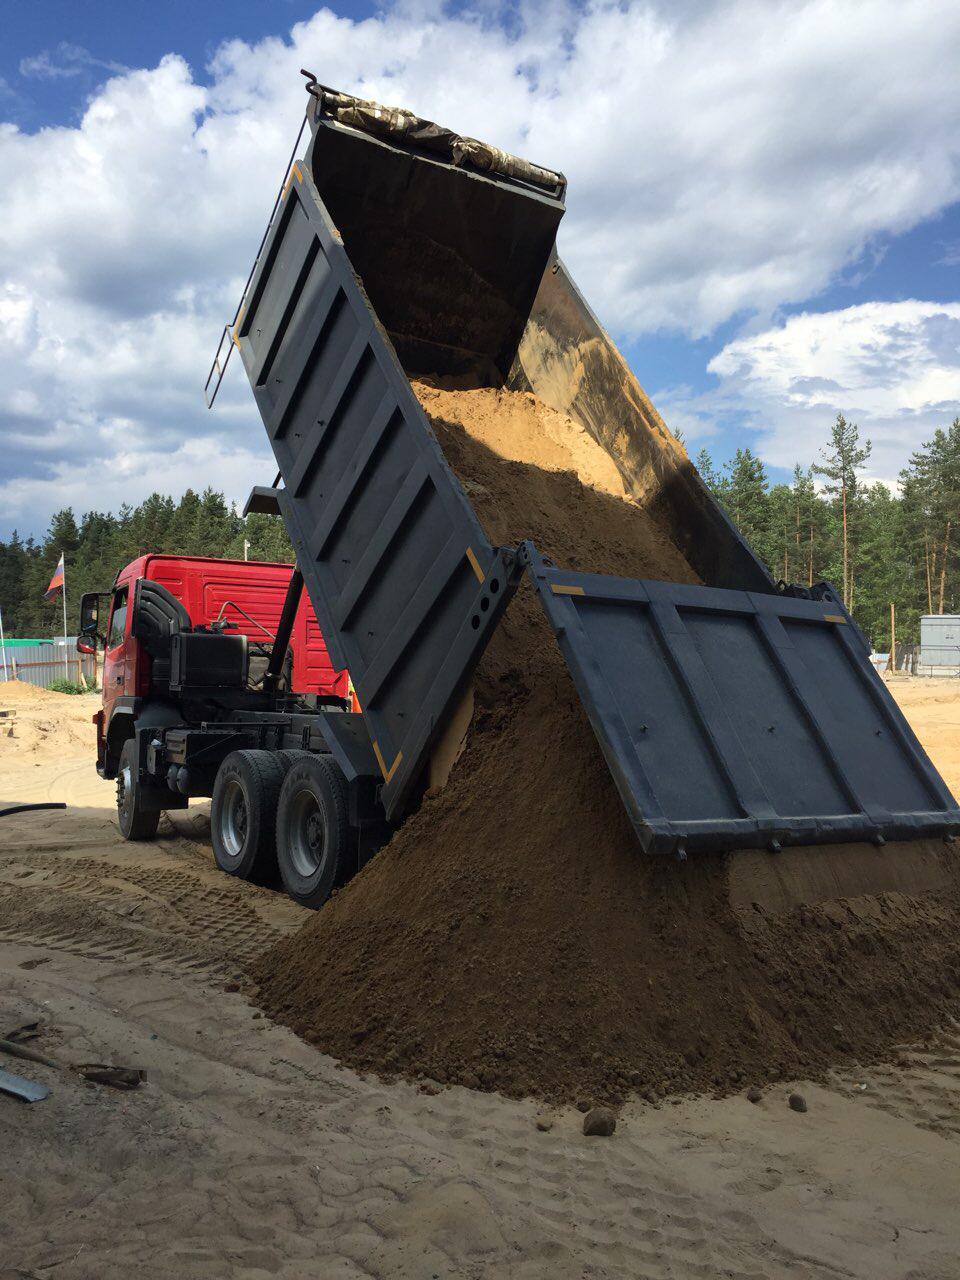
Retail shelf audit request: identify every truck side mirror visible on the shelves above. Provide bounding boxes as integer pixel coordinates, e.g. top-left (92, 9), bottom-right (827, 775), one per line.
top-left (79, 591), bottom-right (106, 647)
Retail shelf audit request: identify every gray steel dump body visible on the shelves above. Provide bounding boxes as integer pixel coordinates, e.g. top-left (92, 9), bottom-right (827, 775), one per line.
top-left (226, 91), bottom-right (960, 851)
top-left (232, 131), bottom-right (553, 819)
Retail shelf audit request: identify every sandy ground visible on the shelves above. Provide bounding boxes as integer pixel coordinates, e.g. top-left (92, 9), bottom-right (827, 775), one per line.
top-left (887, 676), bottom-right (960, 797)
top-left (1, 679), bottom-right (959, 1279)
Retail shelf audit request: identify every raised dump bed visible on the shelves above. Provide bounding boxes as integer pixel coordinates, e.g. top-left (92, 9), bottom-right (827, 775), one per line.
top-left (220, 81), bottom-right (960, 850)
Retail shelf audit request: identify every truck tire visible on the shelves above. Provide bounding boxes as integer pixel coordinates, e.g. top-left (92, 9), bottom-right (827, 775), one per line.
top-left (116, 737), bottom-right (160, 841)
top-left (278, 749), bottom-right (311, 770)
top-left (211, 749), bottom-right (287, 884)
top-left (276, 754), bottom-right (350, 908)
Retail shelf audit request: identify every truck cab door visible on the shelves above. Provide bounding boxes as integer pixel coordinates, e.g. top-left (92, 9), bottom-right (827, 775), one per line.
top-left (101, 585), bottom-right (130, 716)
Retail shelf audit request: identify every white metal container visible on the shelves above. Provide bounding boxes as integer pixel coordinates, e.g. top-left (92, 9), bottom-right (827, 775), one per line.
top-left (919, 615), bottom-right (960, 676)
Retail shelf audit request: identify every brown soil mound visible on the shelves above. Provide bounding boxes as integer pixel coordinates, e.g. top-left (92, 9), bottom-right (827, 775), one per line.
top-left (414, 381), bottom-right (631, 501)
top-left (420, 390), bottom-right (697, 585)
top-left (0, 679), bottom-right (65, 704)
top-left (0, 683), bottom-right (96, 759)
top-left (251, 390), bottom-right (960, 1103)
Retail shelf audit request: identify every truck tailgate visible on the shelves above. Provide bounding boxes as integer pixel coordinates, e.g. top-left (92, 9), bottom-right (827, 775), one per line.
top-left (524, 544), bottom-right (960, 854)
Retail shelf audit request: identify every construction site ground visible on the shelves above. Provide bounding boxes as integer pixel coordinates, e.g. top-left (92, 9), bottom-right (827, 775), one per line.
top-left (2, 677), bottom-right (960, 1280)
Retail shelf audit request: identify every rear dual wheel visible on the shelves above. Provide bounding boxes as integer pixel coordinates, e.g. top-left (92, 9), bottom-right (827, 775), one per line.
top-left (211, 749), bottom-right (349, 908)
top-left (275, 754), bottom-right (350, 909)
top-left (211, 749), bottom-right (308, 884)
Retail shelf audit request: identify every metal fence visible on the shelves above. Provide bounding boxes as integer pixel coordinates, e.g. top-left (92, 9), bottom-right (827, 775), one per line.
top-left (0, 638), bottom-right (97, 689)
top-left (915, 645), bottom-right (960, 678)
top-left (871, 645), bottom-right (960, 677)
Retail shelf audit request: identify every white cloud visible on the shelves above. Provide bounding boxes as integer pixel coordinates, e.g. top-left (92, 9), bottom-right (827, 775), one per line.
top-left (19, 43), bottom-right (129, 81)
top-left (0, 428), bottom-right (270, 532)
top-left (2, 0), bottom-right (960, 534)
top-left (681, 301), bottom-right (960, 480)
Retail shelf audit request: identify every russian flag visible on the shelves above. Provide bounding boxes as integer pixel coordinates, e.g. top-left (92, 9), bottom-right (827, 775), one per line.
top-left (44, 553), bottom-right (65, 600)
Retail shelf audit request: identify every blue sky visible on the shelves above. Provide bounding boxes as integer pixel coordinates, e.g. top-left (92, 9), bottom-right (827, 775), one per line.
top-left (1, 0), bottom-right (959, 537)
top-left (2, 1), bottom-right (371, 121)
top-left (643, 199), bottom-right (960, 459)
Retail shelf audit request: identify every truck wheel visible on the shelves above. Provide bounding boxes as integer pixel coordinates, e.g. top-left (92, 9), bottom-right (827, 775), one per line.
top-left (116, 738), bottom-right (160, 841)
top-left (276, 754), bottom-right (350, 908)
top-left (278, 749), bottom-right (311, 770)
top-left (211, 749), bottom-right (286, 884)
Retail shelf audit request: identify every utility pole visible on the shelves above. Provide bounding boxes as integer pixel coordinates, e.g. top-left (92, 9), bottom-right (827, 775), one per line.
top-left (61, 550), bottom-right (69, 679)
top-left (244, 539), bottom-right (250, 561)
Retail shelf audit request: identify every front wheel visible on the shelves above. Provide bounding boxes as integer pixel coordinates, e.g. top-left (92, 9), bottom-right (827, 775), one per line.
top-left (276, 754), bottom-right (351, 908)
top-left (116, 737), bottom-right (160, 841)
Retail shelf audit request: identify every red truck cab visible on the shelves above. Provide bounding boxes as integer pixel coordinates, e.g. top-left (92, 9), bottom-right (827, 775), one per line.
top-left (95, 554), bottom-right (347, 776)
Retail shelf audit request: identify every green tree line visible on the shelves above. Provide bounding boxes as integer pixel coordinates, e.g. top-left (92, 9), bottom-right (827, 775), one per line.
top-left (2, 414), bottom-right (958, 650)
top-left (0, 488), bottom-right (294, 638)
top-left (697, 414), bottom-right (960, 649)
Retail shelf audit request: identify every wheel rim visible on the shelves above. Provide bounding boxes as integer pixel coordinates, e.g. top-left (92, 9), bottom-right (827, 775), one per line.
top-left (117, 763), bottom-right (132, 822)
top-left (288, 787), bottom-right (326, 878)
top-left (221, 779), bottom-right (249, 859)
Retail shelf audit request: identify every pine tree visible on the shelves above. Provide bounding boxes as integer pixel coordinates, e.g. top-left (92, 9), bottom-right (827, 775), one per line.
top-left (856, 483), bottom-right (912, 649)
top-left (237, 513), bottom-right (296, 563)
top-left (695, 448), bottom-right (722, 495)
top-left (790, 465), bottom-right (819, 586)
top-left (721, 448), bottom-right (770, 561)
top-left (899, 419), bottom-right (960, 615)
top-left (168, 490), bottom-right (202, 554)
top-left (812, 414), bottom-right (872, 610)
top-left (0, 532), bottom-right (30, 634)
top-left (766, 484), bottom-right (794, 582)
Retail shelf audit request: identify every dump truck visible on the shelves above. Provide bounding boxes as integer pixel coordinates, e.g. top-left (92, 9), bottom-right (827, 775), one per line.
top-left (83, 74), bottom-right (960, 907)
top-left (79, 553), bottom-right (354, 843)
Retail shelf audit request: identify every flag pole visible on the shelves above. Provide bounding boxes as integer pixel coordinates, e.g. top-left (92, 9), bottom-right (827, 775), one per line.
top-left (61, 551), bottom-right (69, 679)
top-left (0, 604), bottom-right (7, 681)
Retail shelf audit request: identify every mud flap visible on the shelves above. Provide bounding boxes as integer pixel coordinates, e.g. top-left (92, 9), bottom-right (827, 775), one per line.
top-left (522, 543), bottom-right (960, 856)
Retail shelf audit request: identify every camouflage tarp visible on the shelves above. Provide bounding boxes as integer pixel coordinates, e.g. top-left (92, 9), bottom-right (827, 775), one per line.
top-left (308, 80), bottom-right (566, 196)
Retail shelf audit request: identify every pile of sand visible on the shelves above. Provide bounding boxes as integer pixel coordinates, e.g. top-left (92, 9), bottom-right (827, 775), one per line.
top-left (0, 679), bottom-right (65, 704)
top-left (251, 388), bottom-right (960, 1103)
top-left (414, 382), bottom-right (631, 501)
top-left (0, 681), bottom-right (96, 758)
